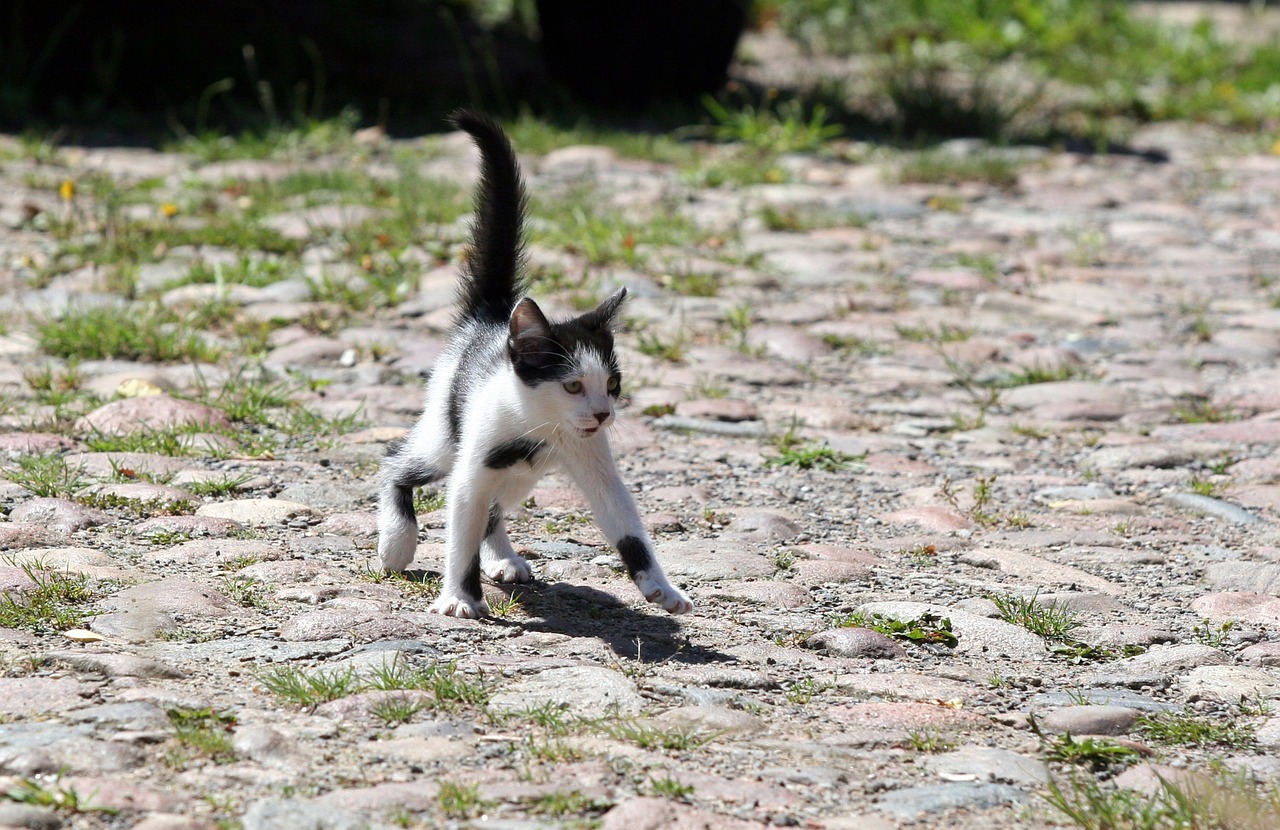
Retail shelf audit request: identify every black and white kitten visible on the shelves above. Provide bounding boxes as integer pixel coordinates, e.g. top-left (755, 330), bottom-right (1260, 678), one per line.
top-left (376, 111), bottom-right (693, 620)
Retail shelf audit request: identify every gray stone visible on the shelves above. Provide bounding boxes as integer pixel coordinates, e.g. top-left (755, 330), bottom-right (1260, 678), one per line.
top-left (1203, 561), bottom-right (1280, 595)
top-left (657, 541), bottom-right (774, 581)
top-left (1180, 666), bottom-right (1280, 702)
top-left (806, 628), bottom-right (906, 659)
top-left (195, 498), bottom-right (318, 527)
top-left (875, 782), bottom-right (1028, 819)
top-left (919, 746), bottom-right (1048, 786)
top-left (1164, 493), bottom-right (1262, 525)
top-left (652, 415), bottom-right (769, 437)
top-left (1037, 706), bottom-right (1141, 736)
top-left (1029, 689), bottom-right (1175, 714)
top-left (488, 666), bottom-right (644, 717)
top-left (241, 799), bottom-right (364, 830)
top-left (49, 651), bottom-right (185, 679)
top-left (7, 498), bottom-right (109, 533)
top-left (0, 803), bottom-right (61, 830)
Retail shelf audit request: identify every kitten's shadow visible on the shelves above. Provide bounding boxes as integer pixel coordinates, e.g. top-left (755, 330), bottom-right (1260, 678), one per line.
top-left (494, 580), bottom-right (737, 665)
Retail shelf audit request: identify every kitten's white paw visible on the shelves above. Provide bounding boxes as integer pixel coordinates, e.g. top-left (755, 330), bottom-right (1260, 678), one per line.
top-left (378, 538), bottom-right (416, 573)
top-left (483, 556), bottom-right (533, 584)
top-left (635, 573), bottom-right (693, 615)
top-left (429, 593), bottom-right (488, 618)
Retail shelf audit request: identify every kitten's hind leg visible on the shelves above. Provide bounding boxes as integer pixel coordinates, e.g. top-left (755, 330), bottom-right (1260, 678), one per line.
top-left (429, 466), bottom-right (496, 618)
top-left (376, 439), bottom-right (444, 572)
top-left (480, 502), bottom-right (532, 584)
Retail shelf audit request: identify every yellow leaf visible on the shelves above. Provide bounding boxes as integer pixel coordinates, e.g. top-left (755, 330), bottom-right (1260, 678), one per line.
top-left (161, 202), bottom-right (179, 218)
top-left (116, 378), bottom-right (164, 398)
top-left (1271, 139), bottom-right (1280, 156)
top-left (59, 179), bottom-right (75, 200)
top-left (63, 629), bottom-right (107, 642)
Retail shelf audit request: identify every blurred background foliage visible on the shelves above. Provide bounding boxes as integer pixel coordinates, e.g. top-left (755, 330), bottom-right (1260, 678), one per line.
top-left (2, 0), bottom-right (1278, 148)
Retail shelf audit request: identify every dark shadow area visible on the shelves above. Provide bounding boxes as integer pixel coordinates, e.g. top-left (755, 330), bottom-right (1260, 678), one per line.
top-left (496, 581), bottom-right (739, 666)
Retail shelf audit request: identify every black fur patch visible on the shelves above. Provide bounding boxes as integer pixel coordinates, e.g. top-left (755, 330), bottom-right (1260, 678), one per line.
top-left (388, 461), bottom-right (442, 524)
top-left (384, 437), bottom-right (407, 457)
top-left (392, 485), bottom-right (416, 525)
top-left (484, 502), bottom-right (502, 538)
top-left (462, 553), bottom-right (482, 600)
top-left (484, 437), bottom-right (543, 469)
top-left (617, 535), bottom-right (655, 578)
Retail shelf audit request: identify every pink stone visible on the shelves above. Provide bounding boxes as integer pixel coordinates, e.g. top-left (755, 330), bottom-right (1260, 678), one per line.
top-left (678, 398), bottom-right (759, 422)
top-left (909, 268), bottom-right (988, 291)
top-left (75, 396), bottom-right (230, 437)
top-left (0, 677), bottom-right (91, 715)
top-left (828, 701), bottom-right (986, 730)
top-left (883, 506), bottom-right (971, 531)
top-left (601, 797), bottom-right (767, 830)
top-left (1191, 592), bottom-right (1280, 626)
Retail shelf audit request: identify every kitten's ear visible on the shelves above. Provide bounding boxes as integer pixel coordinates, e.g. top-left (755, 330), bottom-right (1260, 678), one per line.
top-left (508, 297), bottom-right (555, 362)
top-left (582, 286), bottom-right (627, 330)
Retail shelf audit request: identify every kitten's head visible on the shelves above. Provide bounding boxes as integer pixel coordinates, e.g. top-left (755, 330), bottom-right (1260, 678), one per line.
top-left (508, 287), bottom-right (627, 438)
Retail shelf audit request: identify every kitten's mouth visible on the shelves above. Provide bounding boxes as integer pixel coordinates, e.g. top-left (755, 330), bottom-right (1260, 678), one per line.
top-left (580, 426), bottom-right (600, 435)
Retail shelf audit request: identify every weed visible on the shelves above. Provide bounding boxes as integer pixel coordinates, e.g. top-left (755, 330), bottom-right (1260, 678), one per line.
top-left (645, 775), bottom-right (694, 800)
top-left (184, 474), bottom-right (254, 498)
top-left (1137, 711), bottom-right (1256, 750)
top-left (766, 443), bottom-right (861, 472)
top-left (989, 362), bottom-right (1090, 388)
top-left (642, 403), bottom-right (676, 418)
top-left (1044, 769), bottom-right (1280, 830)
top-left (1011, 423), bottom-right (1050, 440)
top-left (1173, 398), bottom-right (1236, 424)
top-left (905, 729), bottom-right (957, 753)
top-left (256, 665), bottom-right (360, 708)
top-left (1189, 475), bottom-right (1227, 499)
top-left (661, 269), bottom-right (719, 297)
top-left (0, 560), bottom-right (94, 633)
top-left (903, 544), bottom-right (939, 567)
top-left (370, 694), bottom-right (428, 726)
top-left (524, 736), bottom-right (584, 763)
top-left (528, 790), bottom-right (610, 818)
top-left (168, 707), bottom-right (237, 764)
top-left (896, 322), bottom-right (972, 343)
top-left (690, 376), bottom-right (729, 399)
top-left (636, 328), bottom-right (688, 363)
top-left (605, 721), bottom-right (718, 752)
top-left (436, 781), bottom-right (489, 820)
top-left (898, 151), bottom-right (1022, 187)
top-left (992, 591), bottom-right (1079, 640)
top-left (704, 95), bottom-right (841, 155)
top-left (723, 303), bottom-right (755, 352)
top-left (414, 488), bottom-right (446, 513)
top-left (4, 775), bottom-right (118, 814)
top-left (365, 660), bottom-right (491, 709)
top-left (770, 549), bottom-right (799, 572)
top-left (36, 305), bottom-right (221, 363)
top-left (785, 677), bottom-right (830, 704)
top-left (489, 592), bottom-right (524, 619)
top-left (220, 575), bottom-right (268, 609)
top-left (821, 333), bottom-right (882, 356)
top-left (3, 454), bottom-right (89, 498)
top-left (1044, 733), bottom-right (1140, 771)
top-left (864, 611), bottom-right (958, 648)
top-left (514, 701), bottom-right (575, 736)
top-left (1192, 619), bottom-right (1235, 649)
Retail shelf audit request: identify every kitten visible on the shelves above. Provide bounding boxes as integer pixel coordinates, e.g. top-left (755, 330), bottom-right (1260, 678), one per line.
top-left (376, 111), bottom-right (693, 620)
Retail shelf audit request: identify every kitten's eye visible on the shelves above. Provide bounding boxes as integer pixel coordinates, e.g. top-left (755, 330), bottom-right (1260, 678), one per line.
top-left (607, 376), bottom-right (620, 393)
top-left (562, 380), bottom-right (583, 394)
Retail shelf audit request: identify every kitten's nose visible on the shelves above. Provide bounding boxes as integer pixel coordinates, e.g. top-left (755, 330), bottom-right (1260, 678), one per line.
top-left (593, 411), bottom-right (610, 424)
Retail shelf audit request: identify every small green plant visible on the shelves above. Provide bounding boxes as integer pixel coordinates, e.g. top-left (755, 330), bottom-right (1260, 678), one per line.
top-left (370, 694), bottom-right (428, 726)
top-left (37, 305), bottom-right (221, 363)
top-left (992, 591), bottom-right (1079, 640)
top-left (636, 328), bottom-right (688, 363)
top-left (896, 322), bottom-right (972, 343)
top-left (1044, 769), bottom-right (1280, 830)
top-left (905, 729), bottom-right (957, 753)
top-left (873, 612), bottom-right (958, 648)
top-left (514, 701), bottom-right (575, 736)
top-left (990, 362), bottom-right (1090, 388)
top-left (1136, 711), bottom-right (1256, 750)
top-left (365, 660), bottom-right (491, 709)
top-left (220, 575), bottom-right (268, 609)
top-left (704, 95), bottom-right (841, 155)
top-left (1188, 475), bottom-right (1228, 499)
top-left (168, 707), bottom-right (237, 764)
top-left (436, 781), bottom-right (490, 820)
top-left (785, 677), bottom-right (830, 704)
top-left (1173, 398), bottom-right (1236, 424)
top-left (766, 443), bottom-right (861, 472)
top-left (3, 454), bottom-right (89, 498)
top-left (184, 473), bottom-right (254, 498)
top-left (489, 592), bottom-right (523, 619)
top-left (528, 790), bottom-right (611, 818)
top-left (723, 303), bottom-right (755, 352)
top-left (605, 721), bottom-right (718, 752)
top-left (4, 775), bottom-right (118, 814)
top-left (1192, 619), bottom-right (1235, 649)
top-left (524, 736), bottom-right (584, 763)
top-left (645, 775), bottom-right (694, 800)
top-left (1043, 733), bottom-right (1140, 771)
top-left (414, 488), bottom-right (446, 513)
top-left (898, 151), bottom-right (1021, 187)
top-left (256, 665), bottom-right (360, 708)
top-left (0, 560), bottom-right (94, 632)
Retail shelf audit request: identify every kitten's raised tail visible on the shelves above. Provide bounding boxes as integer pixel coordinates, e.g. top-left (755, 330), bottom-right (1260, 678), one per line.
top-left (450, 110), bottom-right (528, 326)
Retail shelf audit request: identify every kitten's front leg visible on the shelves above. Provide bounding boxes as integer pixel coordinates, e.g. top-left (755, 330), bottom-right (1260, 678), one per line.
top-left (565, 450), bottom-right (692, 615)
